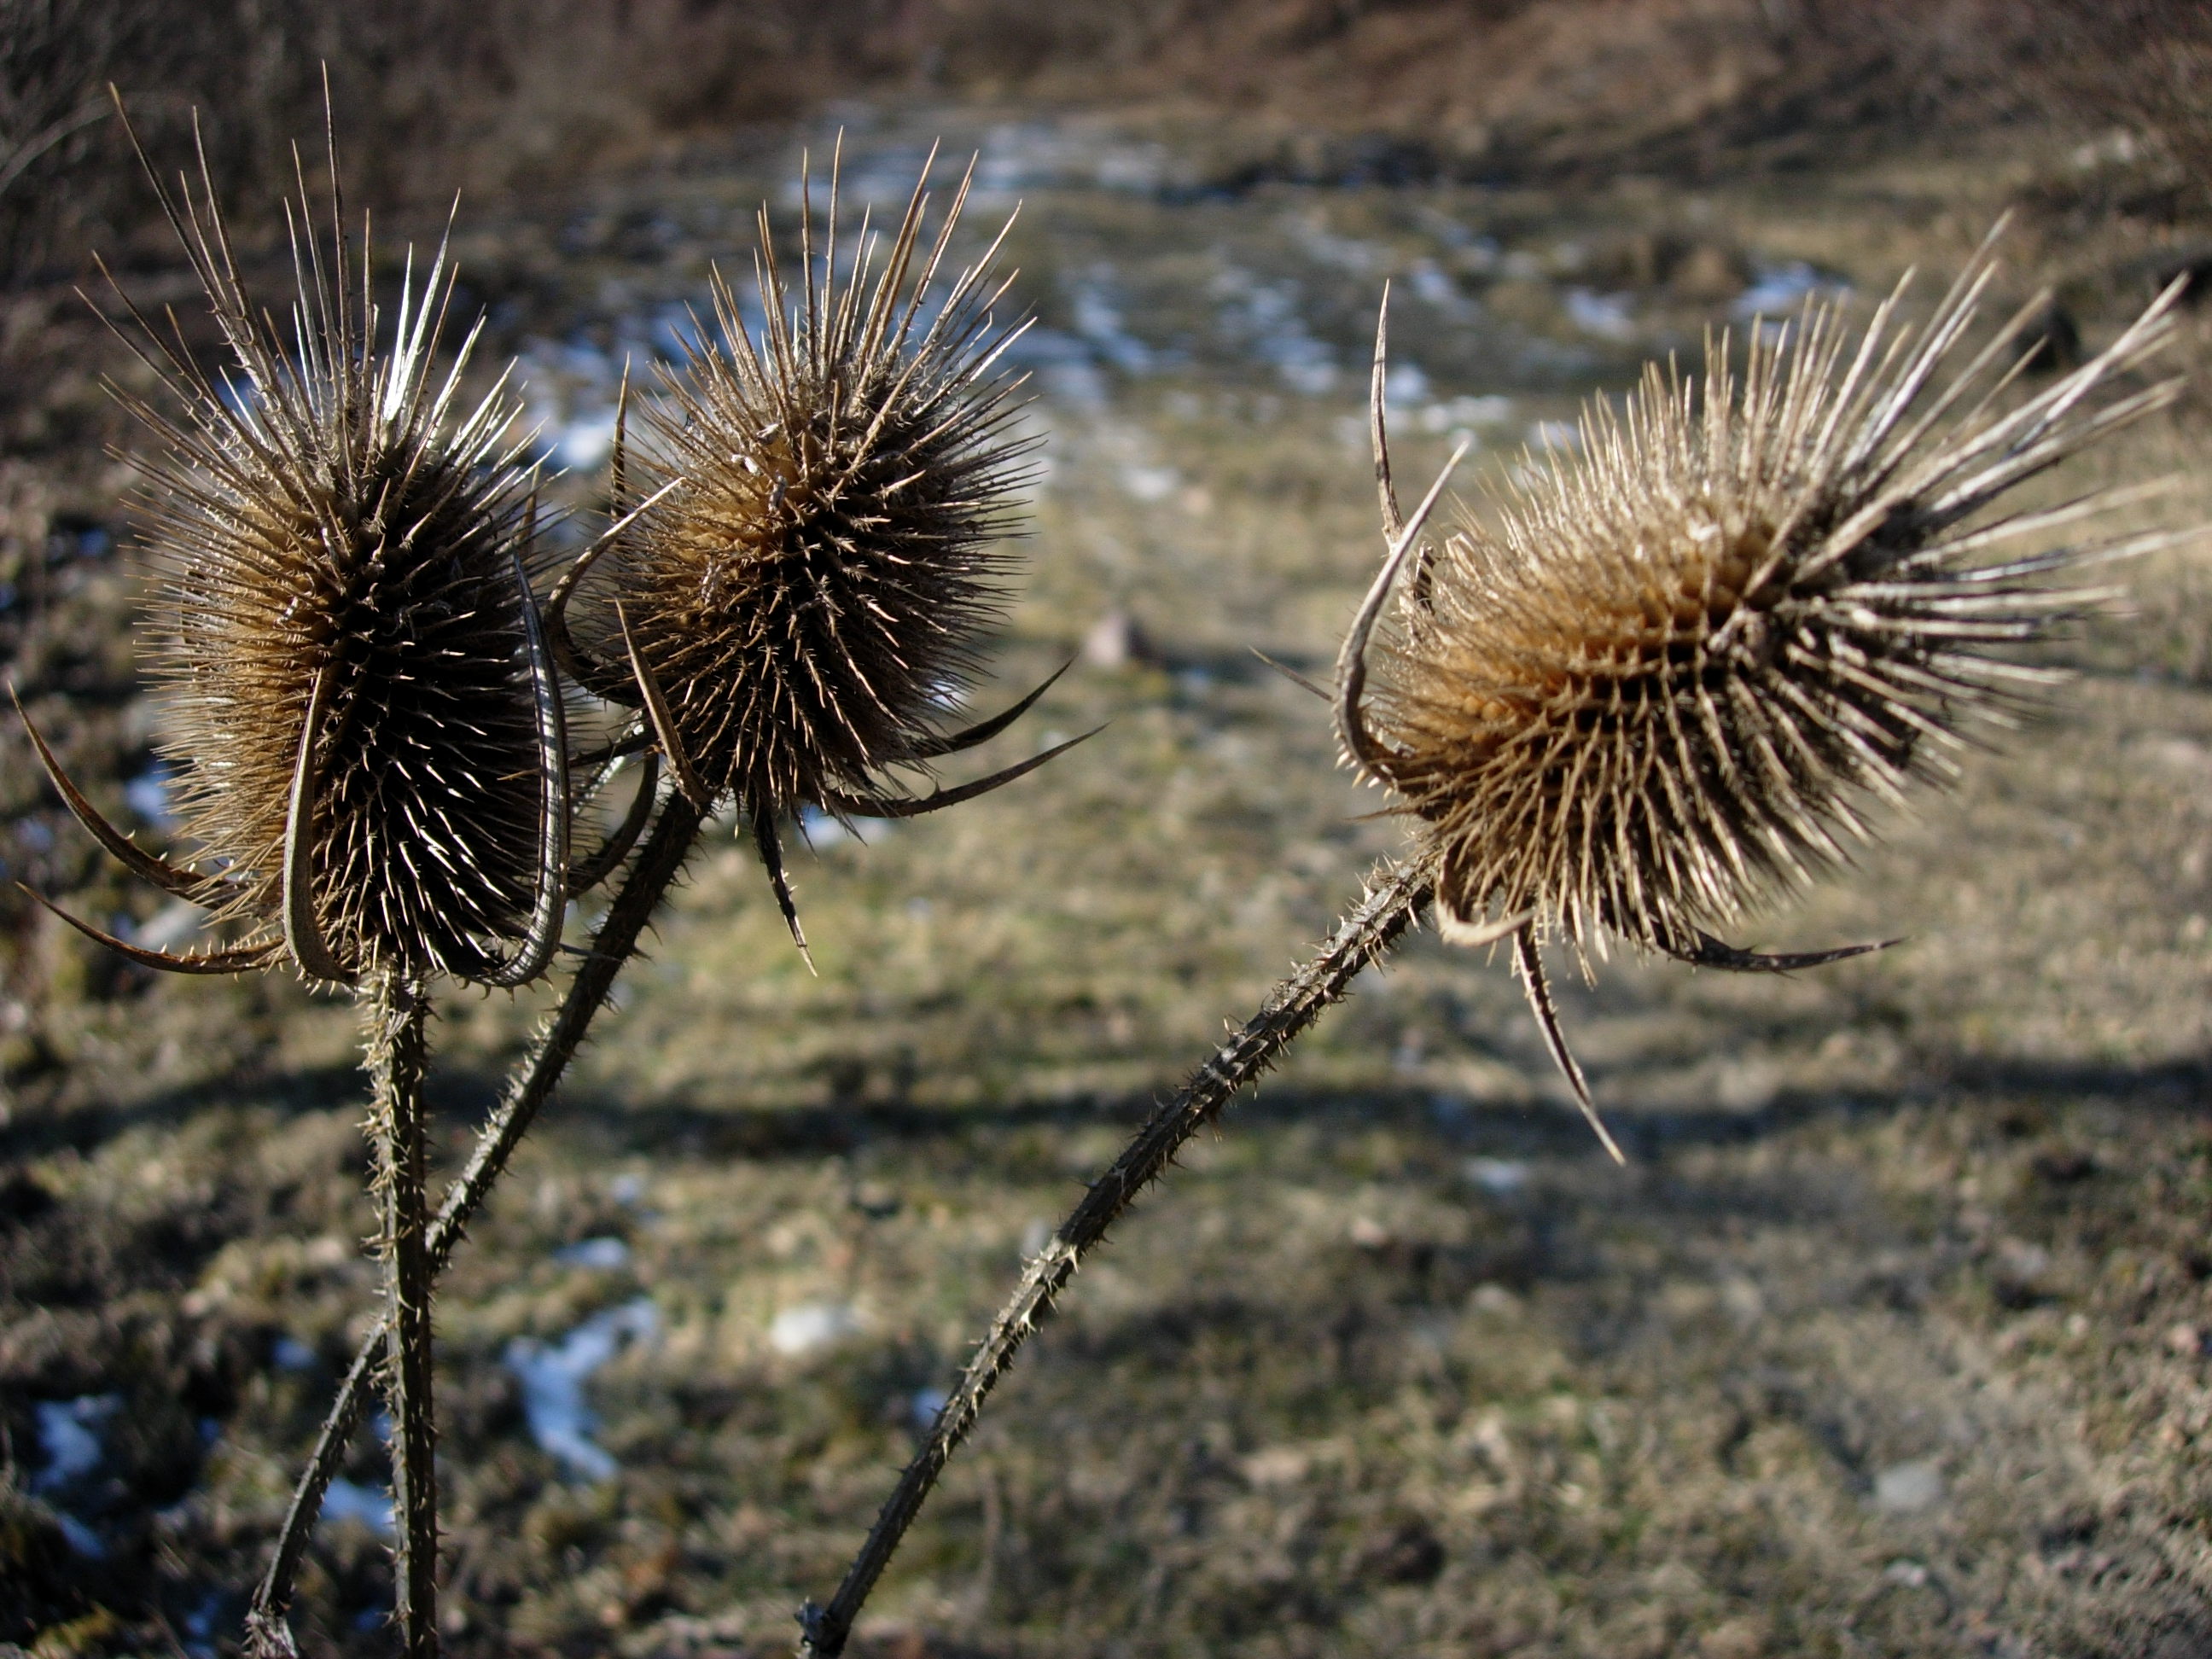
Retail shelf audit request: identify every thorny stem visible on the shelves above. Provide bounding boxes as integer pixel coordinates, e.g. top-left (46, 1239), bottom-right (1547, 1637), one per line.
top-left (364, 971), bottom-right (438, 1659)
top-left (247, 798), bottom-right (707, 1655)
top-left (797, 859), bottom-right (1433, 1659)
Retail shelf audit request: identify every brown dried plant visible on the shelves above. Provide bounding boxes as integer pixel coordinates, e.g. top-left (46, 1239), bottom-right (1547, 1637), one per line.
top-left (1339, 236), bottom-right (2187, 1156)
top-left (14, 103), bottom-right (573, 1659)
top-left (20, 121), bottom-right (565, 991)
top-left (549, 147), bottom-right (1086, 960)
top-left (243, 150), bottom-right (1066, 1652)
top-left (795, 239), bottom-right (2192, 1656)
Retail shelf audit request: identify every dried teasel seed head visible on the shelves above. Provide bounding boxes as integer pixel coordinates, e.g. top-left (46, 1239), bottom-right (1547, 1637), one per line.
top-left (53, 121), bottom-right (567, 987)
top-left (589, 158), bottom-right (1032, 807)
top-left (560, 149), bottom-right (1057, 953)
top-left (1347, 242), bottom-right (2189, 967)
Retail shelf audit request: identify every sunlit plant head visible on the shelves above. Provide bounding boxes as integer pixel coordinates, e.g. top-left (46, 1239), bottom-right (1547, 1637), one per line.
top-left (551, 148), bottom-right (1080, 960)
top-left (21, 123), bottom-right (566, 990)
top-left (1338, 242), bottom-right (2187, 1153)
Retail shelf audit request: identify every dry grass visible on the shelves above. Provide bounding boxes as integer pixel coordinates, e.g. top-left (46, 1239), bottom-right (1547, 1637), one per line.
top-left (2029, 0), bottom-right (2212, 211)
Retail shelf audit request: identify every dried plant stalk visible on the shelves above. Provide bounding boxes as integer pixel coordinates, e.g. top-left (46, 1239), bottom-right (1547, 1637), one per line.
top-left (799, 861), bottom-right (1430, 1658)
top-left (362, 972), bottom-right (438, 1658)
top-left (17, 101), bottom-right (579, 1659)
top-left (247, 798), bottom-right (706, 1653)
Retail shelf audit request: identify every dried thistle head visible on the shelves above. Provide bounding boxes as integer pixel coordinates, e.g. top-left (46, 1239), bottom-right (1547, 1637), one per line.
top-left (20, 119), bottom-right (565, 988)
top-left (1338, 241), bottom-right (2188, 1155)
top-left (553, 153), bottom-right (1075, 957)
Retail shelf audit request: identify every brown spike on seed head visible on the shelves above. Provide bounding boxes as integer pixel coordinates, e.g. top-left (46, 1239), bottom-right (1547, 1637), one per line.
top-left (113, 158), bottom-right (559, 986)
top-left (1353, 253), bottom-right (2187, 961)
top-left (585, 157), bottom-right (1034, 824)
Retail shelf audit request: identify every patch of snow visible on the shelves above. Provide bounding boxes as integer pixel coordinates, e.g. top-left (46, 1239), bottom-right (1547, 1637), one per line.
top-left (1563, 288), bottom-right (1637, 341)
top-left (1464, 1158), bottom-right (1529, 1196)
top-left (768, 1300), bottom-right (862, 1356)
top-left (1092, 141), bottom-right (1172, 193)
top-left (798, 805), bottom-right (893, 848)
top-left (134, 899), bottom-right (206, 952)
top-left (321, 1478), bottom-right (395, 1535)
top-left (1041, 359), bottom-right (1110, 408)
top-left (1872, 1459), bottom-right (1945, 1515)
top-left (909, 1387), bottom-right (950, 1429)
top-left (552, 409), bottom-right (619, 472)
top-left (1213, 267), bottom-right (1337, 395)
top-left (1001, 326), bottom-right (1092, 368)
top-left (125, 766), bottom-right (176, 830)
top-left (1382, 359), bottom-right (1431, 406)
top-left (1406, 259), bottom-right (1464, 308)
top-left (1414, 393), bottom-right (1516, 436)
top-left (557, 1237), bottom-right (632, 1271)
top-left (1121, 464), bottom-right (1179, 502)
top-left (505, 1297), bottom-right (659, 1481)
top-left (1732, 260), bottom-right (1848, 319)
top-left (34, 1394), bottom-right (116, 1491)
top-left (183, 1589), bottom-right (222, 1659)
top-left (1068, 270), bottom-right (1156, 375)
top-left (1079, 610), bottom-right (1150, 667)
top-left (272, 1335), bottom-right (318, 1372)
top-left (1285, 213), bottom-right (1388, 274)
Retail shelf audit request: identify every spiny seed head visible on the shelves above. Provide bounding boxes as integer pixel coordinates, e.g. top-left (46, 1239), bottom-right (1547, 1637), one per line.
top-left (1351, 251), bottom-right (2186, 960)
top-left (585, 160), bottom-right (1033, 820)
top-left (108, 158), bottom-right (562, 987)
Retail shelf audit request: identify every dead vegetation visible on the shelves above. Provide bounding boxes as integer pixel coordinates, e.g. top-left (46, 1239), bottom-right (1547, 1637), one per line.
top-left (1, 0), bottom-right (2197, 286)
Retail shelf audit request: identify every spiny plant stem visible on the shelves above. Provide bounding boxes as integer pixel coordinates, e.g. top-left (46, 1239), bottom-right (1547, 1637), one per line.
top-left (797, 859), bottom-right (1432, 1659)
top-left (248, 798), bottom-right (707, 1652)
top-left (364, 970), bottom-right (438, 1659)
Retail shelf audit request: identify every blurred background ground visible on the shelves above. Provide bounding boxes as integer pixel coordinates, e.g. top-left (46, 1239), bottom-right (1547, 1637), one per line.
top-left (6, 4), bottom-right (2212, 1656)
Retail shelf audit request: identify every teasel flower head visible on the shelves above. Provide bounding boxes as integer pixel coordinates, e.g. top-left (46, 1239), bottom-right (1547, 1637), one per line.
top-left (550, 150), bottom-right (1082, 959)
top-left (19, 115), bottom-right (567, 988)
top-left (1337, 236), bottom-right (2189, 1157)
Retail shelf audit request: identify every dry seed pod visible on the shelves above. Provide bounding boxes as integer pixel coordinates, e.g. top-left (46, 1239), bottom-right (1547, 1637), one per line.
top-left (552, 153), bottom-right (1079, 956)
top-left (1342, 242), bottom-right (2188, 1154)
top-left (21, 126), bottom-right (565, 988)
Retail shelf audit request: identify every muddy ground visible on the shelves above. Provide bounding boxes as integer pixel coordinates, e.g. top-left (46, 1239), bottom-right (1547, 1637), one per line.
top-left (4, 102), bottom-right (2212, 1657)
